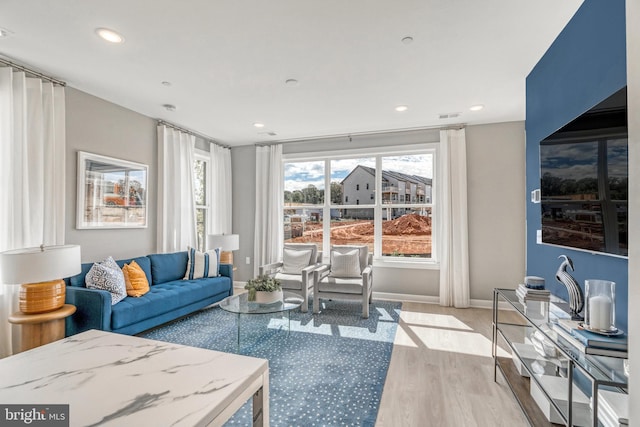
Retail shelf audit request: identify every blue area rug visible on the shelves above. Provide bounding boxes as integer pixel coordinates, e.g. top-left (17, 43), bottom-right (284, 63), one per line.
top-left (140, 299), bottom-right (401, 426)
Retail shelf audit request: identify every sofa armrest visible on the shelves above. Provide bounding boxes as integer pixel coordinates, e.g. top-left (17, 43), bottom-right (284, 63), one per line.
top-left (219, 263), bottom-right (233, 280)
top-left (362, 265), bottom-right (373, 294)
top-left (65, 287), bottom-right (112, 336)
top-left (260, 261), bottom-right (283, 276)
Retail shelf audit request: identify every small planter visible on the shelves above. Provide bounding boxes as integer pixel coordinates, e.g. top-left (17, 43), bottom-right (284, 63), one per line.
top-left (253, 289), bottom-right (283, 304)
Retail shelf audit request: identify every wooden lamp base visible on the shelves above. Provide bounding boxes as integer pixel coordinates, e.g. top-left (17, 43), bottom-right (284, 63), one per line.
top-left (220, 251), bottom-right (234, 265)
top-left (19, 279), bottom-right (66, 314)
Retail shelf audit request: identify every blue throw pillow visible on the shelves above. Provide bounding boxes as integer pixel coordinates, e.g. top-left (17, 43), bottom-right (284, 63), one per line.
top-left (85, 256), bottom-right (127, 304)
top-left (184, 247), bottom-right (220, 280)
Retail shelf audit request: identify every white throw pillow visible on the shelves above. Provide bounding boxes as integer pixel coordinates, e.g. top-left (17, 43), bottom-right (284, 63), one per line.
top-left (85, 256), bottom-right (127, 305)
top-left (330, 249), bottom-right (362, 278)
top-left (282, 248), bottom-right (312, 274)
top-left (184, 247), bottom-right (220, 280)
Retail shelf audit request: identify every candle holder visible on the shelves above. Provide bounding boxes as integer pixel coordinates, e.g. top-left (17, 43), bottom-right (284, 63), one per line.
top-left (584, 279), bottom-right (616, 333)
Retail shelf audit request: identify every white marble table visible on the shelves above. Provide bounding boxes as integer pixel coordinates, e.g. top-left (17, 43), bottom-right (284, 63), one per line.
top-left (0, 329), bottom-right (269, 426)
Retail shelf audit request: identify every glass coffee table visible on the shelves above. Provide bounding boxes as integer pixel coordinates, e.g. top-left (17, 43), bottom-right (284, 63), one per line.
top-left (219, 291), bottom-right (303, 351)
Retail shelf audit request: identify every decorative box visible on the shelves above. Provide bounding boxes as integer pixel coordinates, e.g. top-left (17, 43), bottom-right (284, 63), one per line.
top-left (530, 374), bottom-right (590, 426)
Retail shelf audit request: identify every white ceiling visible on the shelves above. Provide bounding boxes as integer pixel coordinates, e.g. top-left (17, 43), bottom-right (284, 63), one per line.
top-left (0, 0), bottom-right (583, 146)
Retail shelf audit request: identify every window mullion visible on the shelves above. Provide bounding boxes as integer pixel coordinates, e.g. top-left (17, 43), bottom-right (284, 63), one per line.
top-left (374, 156), bottom-right (383, 258)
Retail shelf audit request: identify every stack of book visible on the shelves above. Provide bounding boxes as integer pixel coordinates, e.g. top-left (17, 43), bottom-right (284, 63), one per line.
top-left (516, 284), bottom-right (550, 302)
top-left (551, 319), bottom-right (628, 358)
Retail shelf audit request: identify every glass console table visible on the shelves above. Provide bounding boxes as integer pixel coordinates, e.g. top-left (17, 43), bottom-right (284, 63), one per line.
top-left (492, 288), bottom-right (627, 426)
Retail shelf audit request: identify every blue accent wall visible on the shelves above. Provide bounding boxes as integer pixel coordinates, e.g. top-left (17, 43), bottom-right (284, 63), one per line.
top-left (525, 0), bottom-right (628, 331)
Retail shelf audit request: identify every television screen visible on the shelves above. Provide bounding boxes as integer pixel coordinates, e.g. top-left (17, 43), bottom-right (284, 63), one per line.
top-left (540, 88), bottom-right (628, 256)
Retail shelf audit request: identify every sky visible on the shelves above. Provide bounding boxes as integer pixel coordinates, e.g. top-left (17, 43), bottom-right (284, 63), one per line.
top-left (541, 139), bottom-right (627, 181)
top-left (284, 155), bottom-right (433, 192)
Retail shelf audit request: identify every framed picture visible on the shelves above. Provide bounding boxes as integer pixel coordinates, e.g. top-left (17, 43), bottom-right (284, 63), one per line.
top-left (77, 151), bottom-right (148, 229)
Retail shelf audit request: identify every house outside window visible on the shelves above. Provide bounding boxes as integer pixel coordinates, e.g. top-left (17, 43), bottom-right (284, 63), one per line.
top-left (283, 145), bottom-right (436, 264)
top-left (193, 151), bottom-right (210, 252)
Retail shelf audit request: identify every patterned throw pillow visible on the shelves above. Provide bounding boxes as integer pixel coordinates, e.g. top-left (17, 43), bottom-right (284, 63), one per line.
top-left (281, 248), bottom-right (312, 275)
top-left (184, 247), bottom-right (220, 280)
top-left (122, 260), bottom-right (150, 297)
top-left (85, 256), bottom-right (127, 305)
top-left (329, 249), bottom-right (362, 278)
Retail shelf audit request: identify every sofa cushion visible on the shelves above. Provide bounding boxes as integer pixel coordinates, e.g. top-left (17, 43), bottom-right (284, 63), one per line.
top-left (85, 257), bottom-right (127, 305)
top-left (69, 256), bottom-right (152, 288)
top-left (110, 276), bottom-right (231, 330)
top-left (148, 252), bottom-right (188, 285)
top-left (274, 272), bottom-right (304, 290)
top-left (330, 249), bottom-right (362, 278)
top-left (282, 248), bottom-right (312, 274)
top-left (184, 247), bottom-right (220, 279)
top-left (331, 245), bottom-right (369, 273)
top-left (123, 260), bottom-right (150, 297)
top-left (318, 276), bottom-right (364, 294)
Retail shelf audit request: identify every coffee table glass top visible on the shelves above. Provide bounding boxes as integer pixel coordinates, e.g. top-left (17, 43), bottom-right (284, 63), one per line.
top-left (219, 291), bottom-right (303, 315)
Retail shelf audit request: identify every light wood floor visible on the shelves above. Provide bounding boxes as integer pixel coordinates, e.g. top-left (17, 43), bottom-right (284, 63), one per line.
top-left (376, 302), bottom-right (528, 427)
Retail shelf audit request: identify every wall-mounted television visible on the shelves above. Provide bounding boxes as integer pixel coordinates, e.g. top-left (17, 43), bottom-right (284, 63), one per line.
top-left (540, 87), bottom-right (628, 257)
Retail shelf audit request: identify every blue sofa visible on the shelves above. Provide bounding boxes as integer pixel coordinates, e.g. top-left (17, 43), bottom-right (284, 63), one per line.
top-left (64, 251), bottom-right (233, 336)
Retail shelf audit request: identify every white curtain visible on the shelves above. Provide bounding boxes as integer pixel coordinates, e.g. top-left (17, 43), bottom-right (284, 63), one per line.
top-left (254, 145), bottom-right (283, 276)
top-left (157, 125), bottom-right (197, 253)
top-left (439, 128), bottom-right (470, 308)
top-left (209, 144), bottom-right (233, 235)
top-left (0, 67), bottom-right (66, 357)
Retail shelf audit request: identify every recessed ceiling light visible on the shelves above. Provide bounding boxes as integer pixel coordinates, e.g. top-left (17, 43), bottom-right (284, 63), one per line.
top-left (395, 105), bottom-right (408, 112)
top-left (253, 122), bottom-right (265, 128)
top-left (95, 28), bottom-right (125, 44)
top-left (161, 81), bottom-right (172, 87)
top-left (163, 104), bottom-right (176, 112)
top-left (285, 78), bottom-right (299, 87)
top-left (401, 36), bottom-right (414, 44)
top-left (470, 104), bottom-right (484, 111)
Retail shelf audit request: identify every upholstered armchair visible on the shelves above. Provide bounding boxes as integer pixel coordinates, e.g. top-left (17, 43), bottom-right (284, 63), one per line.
top-left (259, 243), bottom-right (321, 312)
top-left (313, 245), bottom-right (373, 318)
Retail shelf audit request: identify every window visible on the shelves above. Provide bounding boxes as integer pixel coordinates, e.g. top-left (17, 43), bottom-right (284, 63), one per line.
top-left (283, 147), bottom-right (436, 263)
top-left (193, 152), bottom-right (210, 252)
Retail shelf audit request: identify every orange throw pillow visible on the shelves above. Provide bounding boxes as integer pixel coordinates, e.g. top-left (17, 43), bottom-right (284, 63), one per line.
top-left (122, 260), bottom-right (150, 297)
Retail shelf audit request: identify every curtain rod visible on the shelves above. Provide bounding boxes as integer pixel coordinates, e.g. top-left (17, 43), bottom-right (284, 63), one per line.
top-left (0, 57), bottom-right (66, 86)
top-left (157, 120), bottom-right (230, 149)
top-left (254, 123), bottom-right (466, 146)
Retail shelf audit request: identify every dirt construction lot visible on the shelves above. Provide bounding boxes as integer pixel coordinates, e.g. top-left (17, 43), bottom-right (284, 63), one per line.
top-left (287, 214), bottom-right (431, 256)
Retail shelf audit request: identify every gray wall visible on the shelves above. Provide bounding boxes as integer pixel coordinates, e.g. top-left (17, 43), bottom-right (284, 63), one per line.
top-left (466, 122), bottom-right (526, 300)
top-left (232, 122), bottom-right (526, 302)
top-left (231, 145), bottom-right (256, 281)
top-left (65, 88), bottom-right (157, 262)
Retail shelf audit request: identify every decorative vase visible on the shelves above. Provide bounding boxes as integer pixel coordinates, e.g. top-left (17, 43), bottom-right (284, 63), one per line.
top-left (253, 290), bottom-right (283, 304)
top-left (584, 279), bottom-right (616, 332)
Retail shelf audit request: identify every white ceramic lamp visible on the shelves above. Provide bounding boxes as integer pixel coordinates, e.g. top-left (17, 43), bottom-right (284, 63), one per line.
top-left (0, 245), bottom-right (81, 314)
top-left (207, 234), bottom-right (239, 265)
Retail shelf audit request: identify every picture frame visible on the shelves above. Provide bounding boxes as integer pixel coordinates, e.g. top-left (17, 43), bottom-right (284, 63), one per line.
top-left (76, 151), bottom-right (148, 229)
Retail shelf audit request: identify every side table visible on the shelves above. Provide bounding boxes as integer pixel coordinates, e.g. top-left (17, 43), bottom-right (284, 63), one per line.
top-left (8, 304), bottom-right (76, 352)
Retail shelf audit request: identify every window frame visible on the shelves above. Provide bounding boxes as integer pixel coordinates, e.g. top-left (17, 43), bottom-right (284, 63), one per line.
top-left (283, 144), bottom-right (439, 269)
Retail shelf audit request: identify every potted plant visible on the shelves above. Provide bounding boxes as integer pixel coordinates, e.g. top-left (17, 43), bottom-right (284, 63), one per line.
top-left (244, 274), bottom-right (283, 304)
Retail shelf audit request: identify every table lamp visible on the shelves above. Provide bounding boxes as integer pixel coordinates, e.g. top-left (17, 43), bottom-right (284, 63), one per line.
top-left (207, 234), bottom-right (239, 265)
top-left (0, 245), bottom-right (81, 314)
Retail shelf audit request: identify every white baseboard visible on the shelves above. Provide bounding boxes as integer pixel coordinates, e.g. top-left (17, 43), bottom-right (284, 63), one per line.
top-left (373, 291), bottom-right (514, 311)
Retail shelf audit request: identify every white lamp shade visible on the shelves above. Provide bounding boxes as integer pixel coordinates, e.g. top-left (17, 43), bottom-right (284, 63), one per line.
top-left (207, 234), bottom-right (239, 252)
top-left (0, 245), bottom-right (81, 284)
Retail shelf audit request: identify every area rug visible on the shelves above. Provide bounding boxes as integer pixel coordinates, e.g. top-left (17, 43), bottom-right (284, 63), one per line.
top-left (140, 299), bottom-right (402, 426)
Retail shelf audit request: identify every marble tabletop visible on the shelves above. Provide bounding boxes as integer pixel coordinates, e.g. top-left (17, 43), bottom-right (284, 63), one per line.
top-left (0, 329), bottom-right (269, 426)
